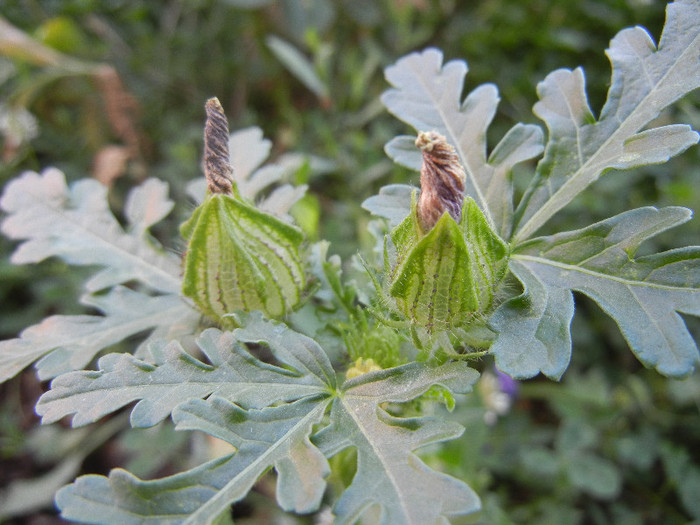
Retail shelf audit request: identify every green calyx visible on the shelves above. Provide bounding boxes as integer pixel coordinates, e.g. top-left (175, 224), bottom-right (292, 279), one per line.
top-left (387, 194), bottom-right (509, 333)
top-left (180, 193), bottom-right (306, 327)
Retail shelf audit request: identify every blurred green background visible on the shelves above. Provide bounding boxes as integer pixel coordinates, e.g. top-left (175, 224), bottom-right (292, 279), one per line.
top-left (0, 1), bottom-right (698, 523)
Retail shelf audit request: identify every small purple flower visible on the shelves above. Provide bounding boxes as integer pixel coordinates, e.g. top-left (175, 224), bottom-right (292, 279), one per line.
top-left (496, 368), bottom-right (519, 399)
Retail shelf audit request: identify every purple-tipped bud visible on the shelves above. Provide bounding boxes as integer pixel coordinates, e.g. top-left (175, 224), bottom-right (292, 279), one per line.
top-left (415, 131), bottom-right (466, 232)
top-left (204, 98), bottom-right (233, 195)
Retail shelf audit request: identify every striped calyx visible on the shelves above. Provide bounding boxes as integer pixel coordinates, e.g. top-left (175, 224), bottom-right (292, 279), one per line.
top-left (180, 99), bottom-right (306, 326)
top-left (387, 147), bottom-right (508, 332)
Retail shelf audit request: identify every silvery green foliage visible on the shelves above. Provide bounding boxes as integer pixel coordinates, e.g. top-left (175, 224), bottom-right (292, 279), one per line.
top-left (0, 2), bottom-right (698, 523)
top-left (366, 0), bottom-right (699, 380)
top-left (41, 315), bottom-right (479, 524)
top-left (0, 169), bottom-right (198, 382)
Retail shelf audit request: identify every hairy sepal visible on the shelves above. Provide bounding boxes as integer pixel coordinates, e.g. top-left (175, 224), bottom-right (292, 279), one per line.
top-left (388, 195), bottom-right (508, 332)
top-left (181, 194), bottom-right (306, 326)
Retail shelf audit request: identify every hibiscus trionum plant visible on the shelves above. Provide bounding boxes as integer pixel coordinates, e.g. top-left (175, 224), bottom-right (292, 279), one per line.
top-left (1, 1), bottom-right (699, 523)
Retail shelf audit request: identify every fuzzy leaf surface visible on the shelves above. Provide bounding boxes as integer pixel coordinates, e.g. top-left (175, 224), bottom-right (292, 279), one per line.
top-left (36, 314), bottom-right (333, 427)
top-left (0, 287), bottom-right (197, 383)
top-left (493, 207), bottom-right (700, 379)
top-left (46, 316), bottom-right (482, 523)
top-left (0, 168), bottom-right (181, 293)
top-left (382, 49), bottom-right (543, 236)
top-left (50, 316), bottom-right (337, 524)
top-left (514, 0), bottom-right (700, 241)
top-left (314, 362), bottom-right (482, 524)
top-left (56, 397), bottom-right (330, 525)
top-left (361, 183), bottom-right (415, 227)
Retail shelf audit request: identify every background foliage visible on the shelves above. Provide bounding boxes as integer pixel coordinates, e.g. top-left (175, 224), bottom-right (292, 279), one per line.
top-left (0, 1), bottom-right (698, 523)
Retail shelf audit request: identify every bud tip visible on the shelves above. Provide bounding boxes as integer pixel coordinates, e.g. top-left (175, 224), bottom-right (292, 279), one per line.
top-left (204, 97), bottom-right (233, 195)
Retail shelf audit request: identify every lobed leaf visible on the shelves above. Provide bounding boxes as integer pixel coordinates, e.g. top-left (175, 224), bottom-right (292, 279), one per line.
top-left (46, 315), bottom-right (482, 523)
top-left (56, 397), bottom-right (330, 525)
top-left (0, 287), bottom-right (197, 383)
top-left (36, 315), bottom-right (331, 427)
top-left (314, 361), bottom-right (481, 524)
top-left (361, 183), bottom-right (414, 227)
top-left (514, 0), bottom-right (700, 241)
top-left (493, 206), bottom-right (700, 379)
top-left (381, 48), bottom-right (543, 237)
top-left (0, 168), bottom-right (181, 294)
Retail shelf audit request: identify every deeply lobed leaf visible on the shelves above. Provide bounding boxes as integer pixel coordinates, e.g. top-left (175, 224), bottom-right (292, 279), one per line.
top-left (36, 314), bottom-right (331, 428)
top-left (0, 168), bottom-right (181, 294)
top-left (315, 361), bottom-right (481, 524)
top-left (57, 397), bottom-right (330, 524)
top-left (493, 207), bottom-right (700, 379)
top-left (513, 0), bottom-right (700, 241)
top-left (46, 315), bottom-right (482, 523)
top-left (0, 287), bottom-right (197, 383)
top-left (381, 49), bottom-right (543, 238)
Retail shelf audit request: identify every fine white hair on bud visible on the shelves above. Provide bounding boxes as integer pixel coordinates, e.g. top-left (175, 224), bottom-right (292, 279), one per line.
top-left (203, 97), bottom-right (234, 195)
top-left (415, 131), bottom-right (466, 232)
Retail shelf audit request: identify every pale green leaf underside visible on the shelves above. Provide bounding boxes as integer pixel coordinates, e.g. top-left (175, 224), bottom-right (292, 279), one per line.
top-left (381, 49), bottom-right (543, 236)
top-left (36, 315), bottom-right (330, 428)
top-left (493, 206), bottom-right (699, 379)
top-left (514, 0), bottom-right (700, 241)
top-left (0, 168), bottom-right (181, 294)
top-left (56, 397), bottom-right (330, 525)
top-left (490, 260), bottom-right (574, 380)
top-left (0, 287), bottom-right (197, 383)
top-left (48, 316), bottom-right (482, 523)
top-left (314, 362), bottom-right (481, 524)
top-left (361, 183), bottom-right (414, 227)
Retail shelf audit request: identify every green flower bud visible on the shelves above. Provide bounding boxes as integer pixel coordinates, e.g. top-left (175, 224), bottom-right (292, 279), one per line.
top-left (181, 98), bottom-right (306, 327)
top-left (387, 132), bottom-right (509, 333)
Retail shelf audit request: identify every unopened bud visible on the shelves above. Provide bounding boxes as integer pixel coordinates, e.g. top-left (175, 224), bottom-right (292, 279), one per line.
top-left (415, 131), bottom-right (465, 232)
top-left (204, 98), bottom-right (234, 195)
top-left (181, 99), bottom-right (306, 327)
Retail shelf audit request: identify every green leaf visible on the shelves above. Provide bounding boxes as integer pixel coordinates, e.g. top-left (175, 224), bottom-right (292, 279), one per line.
top-left (0, 169), bottom-right (181, 294)
top-left (314, 361), bottom-right (481, 523)
top-left (266, 35), bottom-right (329, 102)
top-left (660, 441), bottom-right (700, 518)
top-left (565, 452), bottom-right (622, 500)
top-left (56, 397), bottom-right (329, 525)
top-left (494, 206), bottom-right (699, 379)
top-left (0, 287), bottom-right (197, 383)
top-left (381, 48), bottom-right (543, 236)
top-left (514, 0), bottom-right (700, 242)
top-left (36, 314), bottom-right (331, 427)
top-left (48, 315), bottom-right (479, 523)
top-left (362, 183), bottom-right (415, 228)
top-left (181, 194), bottom-right (306, 325)
top-left (490, 260), bottom-right (574, 380)
top-left (49, 316), bottom-right (335, 524)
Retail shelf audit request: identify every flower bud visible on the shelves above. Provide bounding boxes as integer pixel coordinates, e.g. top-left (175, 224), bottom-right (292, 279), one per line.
top-left (181, 99), bottom-right (306, 326)
top-left (385, 132), bottom-right (508, 333)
